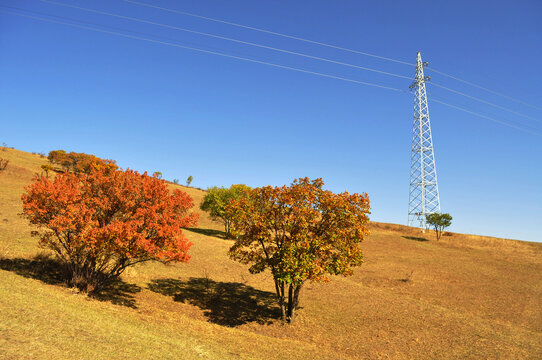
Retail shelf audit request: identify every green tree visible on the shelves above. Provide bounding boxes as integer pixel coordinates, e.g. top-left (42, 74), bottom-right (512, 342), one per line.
top-left (186, 175), bottom-right (193, 186)
top-left (226, 178), bottom-right (370, 324)
top-left (425, 213), bottom-right (452, 240)
top-left (41, 164), bottom-right (54, 178)
top-left (200, 184), bottom-right (251, 238)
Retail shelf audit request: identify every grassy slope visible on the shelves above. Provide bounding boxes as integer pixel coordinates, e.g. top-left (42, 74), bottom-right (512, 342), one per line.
top-left (1, 148), bottom-right (541, 359)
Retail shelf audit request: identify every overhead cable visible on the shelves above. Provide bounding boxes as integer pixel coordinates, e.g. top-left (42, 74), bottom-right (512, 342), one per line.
top-left (122, 0), bottom-right (415, 66)
top-left (0, 8), bottom-right (406, 93)
top-left (38, 0), bottom-right (411, 80)
top-left (2, 6), bottom-right (539, 137)
top-left (123, 0), bottom-right (541, 111)
top-left (46, 0), bottom-right (541, 122)
top-left (428, 68), bottom-right (542, 111)
top-left (430, 83), bottom-right (541, 124)
top-left (430, 98), bottom-right (542, 137)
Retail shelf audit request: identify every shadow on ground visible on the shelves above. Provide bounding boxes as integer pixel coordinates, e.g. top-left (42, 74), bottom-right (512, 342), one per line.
top-left (185, 227), bottom-right (227, 239)
top-left (148, 277), bottom-right (280, 326)
top-left (0, 255), bottom-right (141, 308)
top-left (402, 236), bottom-right (429, 242)
top-left (92, 280), bottom-right (141, 308)
top-left (0, 255), bottom-right (65, 285)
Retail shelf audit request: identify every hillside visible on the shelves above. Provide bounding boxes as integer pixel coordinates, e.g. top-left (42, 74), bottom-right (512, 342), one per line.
top-left (1, 148), bottom-right (541, 359)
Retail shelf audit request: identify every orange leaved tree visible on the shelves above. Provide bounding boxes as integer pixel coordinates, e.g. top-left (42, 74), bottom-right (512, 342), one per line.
top-left (21, 167), bottom-right (198, 293)
top-left (48, 150), bottom-right (118, 173)
top-left (226, 177), bottom-right (370, 323)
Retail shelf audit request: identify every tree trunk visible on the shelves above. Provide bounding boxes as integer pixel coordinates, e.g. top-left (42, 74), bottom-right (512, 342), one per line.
top-left (225, 220), bottom-right (233, 239)
top-left (285, 283), bottom-right (303, 324)
top-left (292, 284), bottom-right (302, 313)
top-left (274, 279), bottom-right (287, 322)
top-left (287, 284), bottom-right (294, 323)
top-left (273, 278), bottom-right (305, 324)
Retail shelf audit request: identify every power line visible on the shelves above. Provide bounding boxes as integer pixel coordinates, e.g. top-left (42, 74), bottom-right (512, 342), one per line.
top-left (430, 82), bottom-right (542, 124)
top-left (0, 8), bottom-right (406, 93)
top-left (1, 7), bottom-right (539, 137)
top-left (430, 98), bottom-right (542, 137)
top-left (427, 67), bottom-right (542, 111)
top-left (123, 0), bottom-right (542, 112)
top-left (36, 0), bottom-right (542, 119)
top-left (44, 0), bottom-right (541, 124)
top-left (38, 0), bottom-right (411, 80)
top-left (122, 0), bottom-right (415, 66)
top-left (5, 5), bottom-right (281, 62)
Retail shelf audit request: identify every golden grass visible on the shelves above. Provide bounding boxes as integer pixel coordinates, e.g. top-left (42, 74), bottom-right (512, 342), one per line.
top-left (1, 148), bottom-right (541, 359)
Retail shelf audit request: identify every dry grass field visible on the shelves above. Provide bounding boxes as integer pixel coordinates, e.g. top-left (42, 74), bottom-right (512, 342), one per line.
top-left (1, 147), bottom-right (541, 359)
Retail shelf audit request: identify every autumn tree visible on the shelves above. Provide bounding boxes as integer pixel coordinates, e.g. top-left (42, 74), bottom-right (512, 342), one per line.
top-left (47, 150), bottom-right (69, 170)
top-left (48, 150), bottom-right (117, 173)
top-left (21, 167), bottom-right (198, 293)
top-left (186, 175), bottom-right (193, 187)
top-left (425, 213), bottom-right (452, 240)
top-left (226, 178), bottom-right (370, 324)
top-left (200, 184), bottom-right (251, 238)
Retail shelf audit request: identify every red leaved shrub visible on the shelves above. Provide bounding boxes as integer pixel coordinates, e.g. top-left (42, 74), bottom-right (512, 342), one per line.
top-left (21, 167), bottom-right (197, 293)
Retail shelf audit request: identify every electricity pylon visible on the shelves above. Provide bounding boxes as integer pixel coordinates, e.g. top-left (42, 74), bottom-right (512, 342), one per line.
top-left (408, 51), bottom-right (440, 229)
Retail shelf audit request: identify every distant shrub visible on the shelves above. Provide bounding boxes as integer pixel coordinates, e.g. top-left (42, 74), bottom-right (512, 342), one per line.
top-left (186, 175), bottom-right (193, 186)
top-left (0, 158), bottom-right (9, 171)
top-left (153, 171), bottom-right (162, 179)
top-left (173, 179), bottom-right (180, 185)
top-left (443, 231), bottom-right (453, 237)
top-left (425, 213), bottom-right (453, 240)
top-left (400, 270), bottom-right (414, 283)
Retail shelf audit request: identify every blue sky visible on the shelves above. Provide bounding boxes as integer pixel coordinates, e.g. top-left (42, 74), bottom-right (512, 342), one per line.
top-left (1, 0), bottom-right (541, 242)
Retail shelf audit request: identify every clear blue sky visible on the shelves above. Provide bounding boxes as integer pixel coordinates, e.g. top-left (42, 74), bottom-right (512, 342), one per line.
top-left (1, 0), bottom-right (541, 242)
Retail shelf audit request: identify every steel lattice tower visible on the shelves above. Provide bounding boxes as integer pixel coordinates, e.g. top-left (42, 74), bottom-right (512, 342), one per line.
top-left (408, 51), bottom-right (440, 229)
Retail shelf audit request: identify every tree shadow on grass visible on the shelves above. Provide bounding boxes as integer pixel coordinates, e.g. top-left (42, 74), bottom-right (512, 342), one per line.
top-left (148, 277), bottom-right (280, 327)
top-left (0, 255), bottom-right (65, 285)
top-left (402, 236), bottom-right (429, 242)
top-left (185, 227), bottom-right (227, 239)
top-left (0, 255), bottom-right (141, 308)
top-left (91, 280), bottom-right (141, 308)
